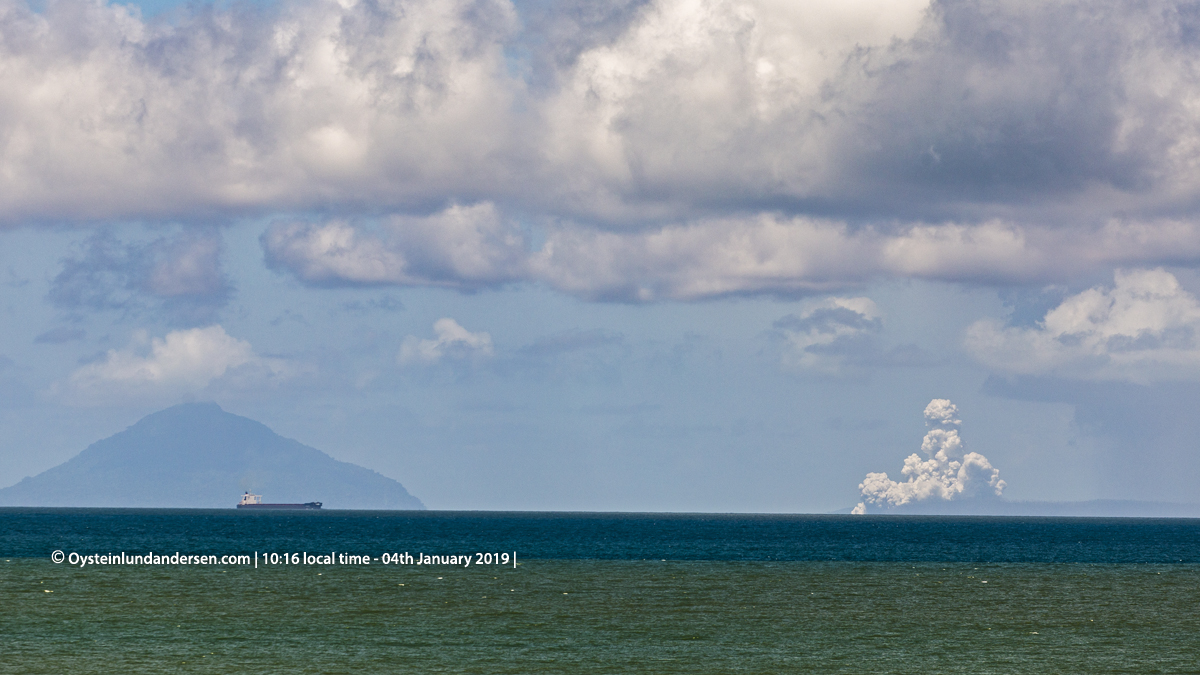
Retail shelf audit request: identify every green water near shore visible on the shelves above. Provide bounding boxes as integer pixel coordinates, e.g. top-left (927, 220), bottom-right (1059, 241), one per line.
top-left (3, 558), bottom-right (1198, 673)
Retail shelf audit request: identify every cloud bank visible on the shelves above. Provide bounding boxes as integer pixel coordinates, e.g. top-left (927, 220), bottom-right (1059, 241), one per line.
top-left (262, 210), bottom-right (1116, 301)
top-left (0, 0), bottom-right (521, 222)
top-left (6, 0), bottom-right (1200, 298)
top-left (852, 399), bottom-right (1005, 513)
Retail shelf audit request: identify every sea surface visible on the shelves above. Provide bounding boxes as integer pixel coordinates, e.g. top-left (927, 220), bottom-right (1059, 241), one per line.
top-left (3, 509), bottom-right (1199, 673)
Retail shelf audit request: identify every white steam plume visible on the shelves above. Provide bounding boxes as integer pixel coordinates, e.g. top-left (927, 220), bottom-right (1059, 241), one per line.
top-left (851, 399), bottom-right (1005, 514)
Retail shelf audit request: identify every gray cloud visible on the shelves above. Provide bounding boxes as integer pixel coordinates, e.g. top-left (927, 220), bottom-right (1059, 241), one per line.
top-left (8, 0), bottom-right (1200, 297)
top-left (3, 0), bottom-right (1198, 221)
top-left (509, 0), bottom-right (652, 91)
top-left (263, 207), bottom-right (1200, 301)
top-left (771, 297), bottom-right (937, 374)
top-left (533, 0), bottom-right (1200, 223)
top-left (839, 0), bottom-right (1161, 218)
top-left (0, 0), bottom-right (524, 223)
top-left (49, 230), bottom-right (232, 323)
top-left (775, 307), bottom-right (882, 337)
top-left (773, 298), bottom-right (882, 374)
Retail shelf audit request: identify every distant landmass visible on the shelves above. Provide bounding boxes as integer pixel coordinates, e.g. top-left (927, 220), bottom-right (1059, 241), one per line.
top-left (0, 402), bottom-right (424, 509)
top-left (834, 500), bottom-right (1200, 517)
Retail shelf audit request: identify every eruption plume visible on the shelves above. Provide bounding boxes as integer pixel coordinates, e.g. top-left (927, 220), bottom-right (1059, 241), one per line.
top-left (851, 399), bottom-right (1005, 514)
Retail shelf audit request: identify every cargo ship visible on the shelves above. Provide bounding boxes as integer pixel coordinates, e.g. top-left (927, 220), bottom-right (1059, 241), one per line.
top-left (236, 492), bottom-right (322, 510)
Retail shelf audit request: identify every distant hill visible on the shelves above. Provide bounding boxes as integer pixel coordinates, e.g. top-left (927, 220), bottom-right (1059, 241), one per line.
top-left (0, 403), bottom-right (424, 509)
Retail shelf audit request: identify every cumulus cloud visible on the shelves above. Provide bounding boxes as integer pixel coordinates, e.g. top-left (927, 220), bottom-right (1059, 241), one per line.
top-left (530, 215), bottom-right (872, 301)
top-left (398, 318), bottom-right (493, 364)
top-left (773, 297), bottom-right (881, 373)
top-left (49, 230), bottom-right (232, 323)
top-left (0, 0), bottom-right (1197, 224)
top-left (851, 399), bottom-right (1005, 513)
top-left (967, 268), bottom-right (1200, 383)
top-left (262, 203), bottom-right (528, 290)
top-left (9, 0), bottom-right (1200, 295)
top-left (2, 0), bottom-right (923, 222)
top-left (267, 210), bottom-right (890, 300)
top-left (0, 0), bottom-right (522, 223)
top-left (540, 0), bottom-right (930, 220)
top-left (265, 210), bottom-right (1076, 300)
top-left (63, 325), bottom-right (289, 401)
top-left (523, 214), bottom-right (1200, 302)
top-left (533, 0), bottom-right (1200, 227)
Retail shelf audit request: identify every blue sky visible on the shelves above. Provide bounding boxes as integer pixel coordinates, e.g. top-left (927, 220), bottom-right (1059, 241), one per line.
top-left (2, 0), bottom-right (1200, 511)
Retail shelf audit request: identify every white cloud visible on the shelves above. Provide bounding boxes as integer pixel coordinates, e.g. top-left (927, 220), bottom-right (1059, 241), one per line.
top-left (398, 318), bottom-right (494, 365)
top-left (527, 214), bottom-right (1193, 300)
top-left (852, 399), bottom-right (1005, 514)
top-left (265, 210), bottom-right (1200, 301)
top-left (262, 220), bottom-right (408, 285)
top-left (532, 0), bottom-right (1200, 228)
top-left (2, 0), bottom-right (1200, 226)
top-left (530, 215), bottom-right (873, 301)
top-left (64, 325), bottom-right (288, 400)
top-left (540, 0), bottom-right (930, 220)
top-left (262, 203), bottom-right (528, 290)
top-left (531, 216), bottom-right (1200, 299)
top-left (0, 0), bottom-right (521, 223)
top-left (9, 0), bottom-right (1200, 298)
top-left (268, 210), bottom-right (882, 300)
top-left (966, 268), bottom-right (1200, 384)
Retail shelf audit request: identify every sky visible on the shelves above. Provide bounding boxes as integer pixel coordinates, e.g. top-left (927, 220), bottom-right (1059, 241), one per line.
top-left (3, 0), bottom-right (1200, 512)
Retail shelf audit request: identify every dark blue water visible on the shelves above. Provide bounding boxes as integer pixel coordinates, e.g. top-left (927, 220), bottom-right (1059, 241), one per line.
top-left (8, 510), bottom-right (1200, 672)
top-left (3, 508), bottom-right (1199, 563)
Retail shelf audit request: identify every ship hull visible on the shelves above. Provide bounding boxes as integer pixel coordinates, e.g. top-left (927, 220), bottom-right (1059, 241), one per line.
top-left (237, 503), bottom-right (322, 510)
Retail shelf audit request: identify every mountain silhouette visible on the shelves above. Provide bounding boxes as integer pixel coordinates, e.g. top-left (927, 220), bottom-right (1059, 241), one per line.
top-left (0, 402), bottom-right (424, 509)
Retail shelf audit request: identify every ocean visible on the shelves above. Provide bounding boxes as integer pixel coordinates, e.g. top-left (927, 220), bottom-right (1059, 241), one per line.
top-left (3, 509), bottom-right (1199, 673)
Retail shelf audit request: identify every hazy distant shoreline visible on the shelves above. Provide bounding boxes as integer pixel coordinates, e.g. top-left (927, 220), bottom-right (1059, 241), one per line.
top-left (831, 499), bottom-right (1200, 518)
